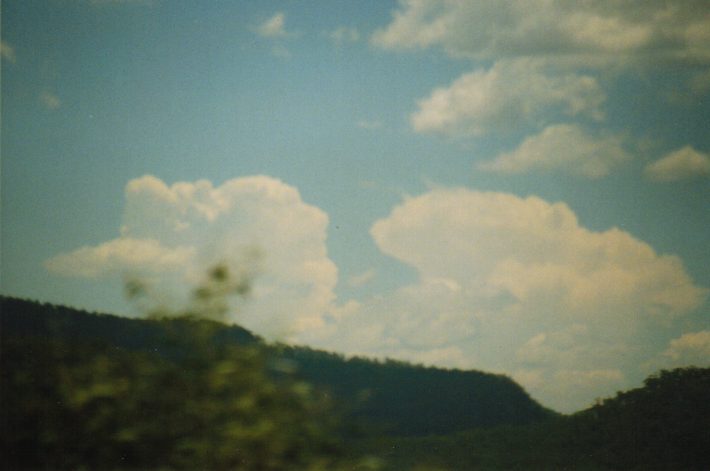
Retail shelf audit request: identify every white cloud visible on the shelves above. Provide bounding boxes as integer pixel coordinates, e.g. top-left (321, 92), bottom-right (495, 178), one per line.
top-left (39, 91), bottom-right (61, 110)
top-left (310, 187), bottom-right (707, 411)
top-left (45, 176), bottom-right (709, 412)
top-left (378, 1), bottom-right (709, 140)
top-left (644, 146), bottom-right (710, 182)
top-left (328, 26), bottom-right (360, 45)
top-left (46, 175), bottom-right (338, 339)
top-left (663, 331), bottom-right (710, 364)
top-left (257, 12), bottom-right (289, 38)
top-left (550, 369), bottom-right (625, 407)
top-left (513, 367), bottom-right (625, 410)
top-left (370, 189), bottom-right (706, 320)
top-left (255, 12), bottom-right (297, 57)
top-left (372, 1), bottom-right (710, 66)
top-left (1, 40), bottom-right (16, 63)
top-left (46, 238), bottom-right (195, 278)
top-left (478, 124), bottom-right (630, 178)
top-left (642, 330), bottom-right (710, 373)
top-left (411, 61), bottom-right (605, 136)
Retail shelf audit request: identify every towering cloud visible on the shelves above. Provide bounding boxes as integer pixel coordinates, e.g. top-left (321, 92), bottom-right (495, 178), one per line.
top-left (46, 175), bottom-right (338, 338)
top-left (314, 187), bottom-right (708, 411)
top-left (45, 177), bottom-right (708, 411)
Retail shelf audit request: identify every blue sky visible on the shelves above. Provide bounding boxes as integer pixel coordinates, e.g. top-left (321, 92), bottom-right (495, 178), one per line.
top-left (2, 0), bottom-right (709, 412)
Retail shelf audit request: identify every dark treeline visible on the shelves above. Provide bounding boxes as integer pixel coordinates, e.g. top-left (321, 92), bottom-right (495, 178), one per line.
top-left (2, 296), bottom-right (709, 470)
top-left (0, 296), bottom-right (554, 437)
top-left (365, 367), bottom-right (710, 470)
top-left (278, 345), bottom-right (552, 436)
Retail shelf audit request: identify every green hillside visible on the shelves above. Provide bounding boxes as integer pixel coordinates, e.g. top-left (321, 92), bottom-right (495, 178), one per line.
top-left (3, 296), bottom-right (708, 470)
top-left (365, 366), bottom-right (710, 470)
top-left (0, 296), bottom-right (553, 435)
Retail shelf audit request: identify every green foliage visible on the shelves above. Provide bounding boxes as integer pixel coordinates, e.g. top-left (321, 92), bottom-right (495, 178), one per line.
top-left (1, 266), bottom-right (350, 470)
top-left (2, 337), bottom-right (348, 470)
top-left (572, 367), bottom-right (710, 470)
top-left (4, 288), bottom-right (707, 470)
top-left (278, 345), bottom-right (556, 436)
top-left (354, 367), bottom-right (710, 471)
top-left (1, 296), bottom-right (555, 439)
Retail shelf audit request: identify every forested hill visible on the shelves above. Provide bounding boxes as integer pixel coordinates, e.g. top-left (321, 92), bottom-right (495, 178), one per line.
top-left (1, 296), bottom-right (555, 436)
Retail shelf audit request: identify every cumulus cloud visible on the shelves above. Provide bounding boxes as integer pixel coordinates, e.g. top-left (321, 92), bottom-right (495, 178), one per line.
top-left (478, 124), bottom-right (631, 178)
top-left (411, 61), bottom-right (605, 136)
top-left (378, 2), bottom-right (709, 141)
top-left (257, 12), bottom-right (289, 38)
top-left (663, 331), bottom-right (710, 365)
top-left (46, 238), bottom-right (195, 278)
top-left (644, 146), bottom-right (710, 182)
top-left (311, 187), bottom-right (707, 411)
top-left (46, 175), bottom-right (338, 339)
top-left (372, 0), bottom-right (710, 66)
top-left (371, 189), bottom-right (706, 320)
top-left (45, 176), bottom-right (708, 411)
top-left (643, 330), bottom-right (710, 373)
top-left (1, 40), bottom-right (16, 63)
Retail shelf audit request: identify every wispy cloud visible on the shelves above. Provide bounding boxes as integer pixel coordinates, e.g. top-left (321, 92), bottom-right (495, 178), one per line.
top-left (663, 331), bottom-right (710, 362)
top-left (257, 12), bottom-right (289, 38)
top-left (478, 124), bottom-right (630, 178)
top-left (644, 330), bottom-right (710, 373)
top-left (46, 238), bottom-right (195, 278)
top-left (645, 146), bottom-right (710, 182)
top-left (372, 1), bottom-right (710, 67)
top-left (411, 60), bottom-right (605, 136)
top-left (1, 40), bottom-right (16, 63)
top-left (255, 12), bottom-right (297, 58)
top-left (375, 0), bottom-right (710, 162)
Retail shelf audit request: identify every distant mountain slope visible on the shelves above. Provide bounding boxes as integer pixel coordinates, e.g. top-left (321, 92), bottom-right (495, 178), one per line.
top-left (0, 296), bottom-right (260, 349)
top-left (279, 345), bottom-right (553, 435)
top-left (1, 296), bottom-right (556, 436)
top-left (362, 366), bottom-right (710, 470)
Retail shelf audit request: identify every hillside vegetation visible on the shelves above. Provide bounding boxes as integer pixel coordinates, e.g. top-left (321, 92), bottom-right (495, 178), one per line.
top-left (2, 295), bottom-right (708, 470)
top-left (0, 296), bottom-right (554, 436)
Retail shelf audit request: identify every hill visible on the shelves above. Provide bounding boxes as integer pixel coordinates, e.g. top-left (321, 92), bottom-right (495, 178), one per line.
top-left (2, 296), bottom-right (707, 470)
top-left (0, 296), bottom-right (554, 437)
top-left (359, 367), bottom-right (710, 470)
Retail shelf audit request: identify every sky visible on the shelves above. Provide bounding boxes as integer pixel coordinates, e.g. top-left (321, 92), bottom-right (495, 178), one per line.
top-left (2, 0), bottom-right (709, 413)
